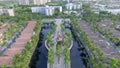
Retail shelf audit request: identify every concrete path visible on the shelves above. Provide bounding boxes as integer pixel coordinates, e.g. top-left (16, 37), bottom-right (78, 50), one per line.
top-left (53, 19), bottom-right (65, 68)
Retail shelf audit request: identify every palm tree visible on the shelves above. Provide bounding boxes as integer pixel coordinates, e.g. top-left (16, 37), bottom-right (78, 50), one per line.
top-left (48, 48), bottom-right (54, 68)
top-left (1, 65), bottom-right (7, 68)
top-left (64, 48), bottom-right (70, 68)
top-left (57, 44), bottom-right (61, 63)
top-left (110, 57), bottom-right (118, 68)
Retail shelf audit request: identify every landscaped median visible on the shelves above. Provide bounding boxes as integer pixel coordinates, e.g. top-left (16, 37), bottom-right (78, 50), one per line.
top-left (45, 19), bottom-right (72, 68)
top-left (0, 20), bottom-right (40, 67)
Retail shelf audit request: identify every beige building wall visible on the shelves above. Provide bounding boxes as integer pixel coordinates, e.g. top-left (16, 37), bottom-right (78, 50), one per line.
top-left (7, 9), bottom-right (15, 16)
top-left (34, 0), bottom-right (42, 5)
top-left (33, 0), bottom-right (51, 5)
top-left (0, 8), bottom-right (15, 16)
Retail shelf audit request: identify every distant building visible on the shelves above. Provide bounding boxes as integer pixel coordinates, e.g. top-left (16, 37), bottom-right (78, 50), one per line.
top-left (0, 8), bottom-right (15, 16)
top-left (53, 6), bottom-right (62, 13)
top-left (72, 0), bottom-right (101, 2)
top-left (104, 9), bottom-right (120, 15)
top-left (93, 4), bottom-right (107, 10)
top-left (93, 3), bottom-right (120, 15)
top-left (105, 1), bottom-right (120, 8)
top-left (65, 3), bottom-right (73, 10)
top-left (65, 3), bottom-right (82, 10)
top-left (7, 9), bottom-right (15, 16)
top-left (31, 6), bottom-right (54, 16)
top-left (46, 7), bottom-right (54, 16)
top-left (3, 0), bottom-right (18, 1)
top-left (31, 6), bottom-right (62, 16)
top-left (67, 0), bottom-right (72, 3)
top-left (19, 0), bottom-right (29, 5)
top-left (33, 0), bottom-right (51, 5)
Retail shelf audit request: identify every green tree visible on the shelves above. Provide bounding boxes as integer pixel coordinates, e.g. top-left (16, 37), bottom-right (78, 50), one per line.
top-left (64, 48), bottom-right (70, 67)
top-left (48, 48), bottom-right (54, 68)
top-left (57, 44), bottom-right (62, 63)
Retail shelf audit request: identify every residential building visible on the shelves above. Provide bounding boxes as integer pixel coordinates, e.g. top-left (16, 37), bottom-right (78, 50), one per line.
top-left (31, 6), bottom-right (54, 16)
top-left (67, 0), bottom-right (72, 3)
top-left (46, 6), bottom-right (54, 16)
top-left (93, 3), bottom-right (120, 15)
top-left (93, 4), bottom-right (107, 10)
top-left (33, 0), bottom-right (51, 5)
top-left (31, 6), bottom-right (62, 16)
top-left (107, 2), bottom-right (120, 7)
top-left (104, 9), bottom-right (120, 15)
top-left (19, 0), bottom-right (29, 5)
top-left (65, 3), bottom-right (73, 10)
top-left (53, 6), bottom-right (62, 13)
top-left (7, 9), bottom-right (15, 16)
top-left (0, 8), bottom-right (15, 16)
top-left (65, 3), bottom-right (82, 10)
top-left (3, 0), bottom-right (18, 1)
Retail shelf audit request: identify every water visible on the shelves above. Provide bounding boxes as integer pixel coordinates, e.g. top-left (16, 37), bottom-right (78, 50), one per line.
top-left (36, 29), bottom-right (51, 68)
top-left (71, 39), bottom-right (86, 68)
top-left (29, 23), bottom-right (90, 68)
top-left (66, 25), bottom-right (89, 68)
top-left (29, 23), bottom-right (53, 68)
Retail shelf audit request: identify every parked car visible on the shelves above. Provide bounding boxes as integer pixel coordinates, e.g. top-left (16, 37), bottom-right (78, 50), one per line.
top-left (115, 25), bottom-right (120, 31)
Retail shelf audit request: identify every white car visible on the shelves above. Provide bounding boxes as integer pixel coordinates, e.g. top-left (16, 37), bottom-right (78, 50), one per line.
top-left (116, 25), bottom-right (120, 31)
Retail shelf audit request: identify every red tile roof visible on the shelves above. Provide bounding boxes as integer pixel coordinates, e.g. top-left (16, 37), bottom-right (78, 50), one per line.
top-left (0, 28), bottom-right (6, 34)
top-left (0, 56), bottom-right (13, 65)
top-left (11, 43), bottom-right (25, 48)
top-left (79, 20), bottom-right (120, 59)
top-left (0, 21), bottom-right (36, 66)
top-left (4, 48), bottom-right (24, 57)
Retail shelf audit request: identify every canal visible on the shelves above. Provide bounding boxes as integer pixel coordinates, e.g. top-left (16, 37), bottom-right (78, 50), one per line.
top-left (29, 23), bottom-right (90, 68)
